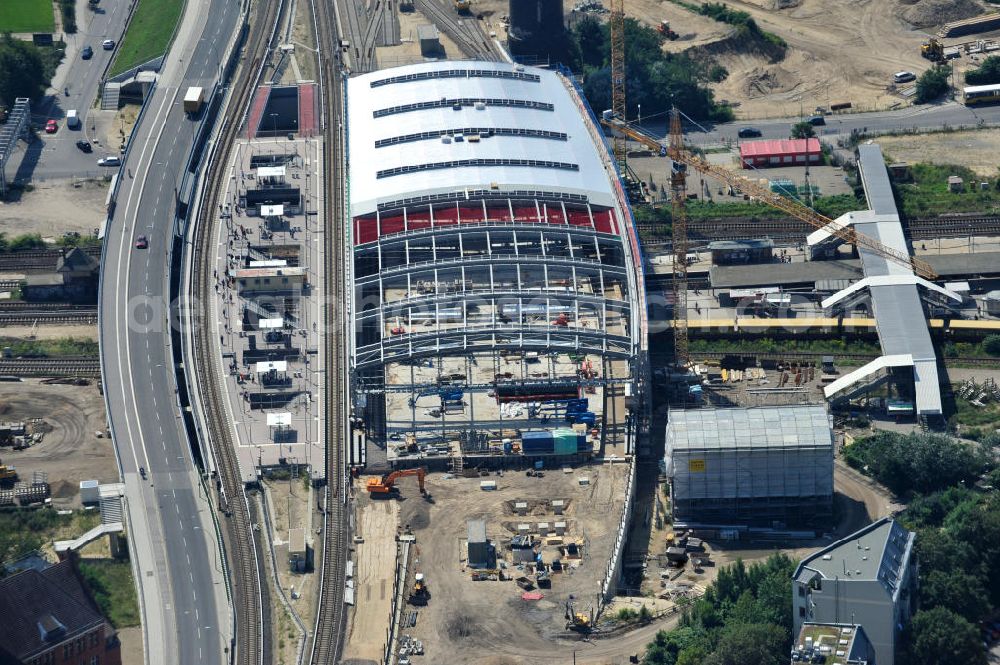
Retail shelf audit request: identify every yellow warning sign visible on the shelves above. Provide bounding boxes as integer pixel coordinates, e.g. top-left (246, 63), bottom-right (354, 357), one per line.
top-left (688, 459), bottom-right (706, 472)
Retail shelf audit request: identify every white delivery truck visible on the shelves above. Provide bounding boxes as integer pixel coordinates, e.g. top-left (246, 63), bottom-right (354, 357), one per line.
top-left (66, 109), bottom-right (80, 129)
top-left (183, 87), bottom-right (205, 116)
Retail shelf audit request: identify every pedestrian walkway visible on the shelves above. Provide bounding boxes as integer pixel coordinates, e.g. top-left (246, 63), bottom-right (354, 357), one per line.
top-left (298, 83), bottom-right (317, 137)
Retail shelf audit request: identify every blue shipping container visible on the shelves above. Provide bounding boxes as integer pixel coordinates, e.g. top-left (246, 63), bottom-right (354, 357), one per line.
top-left (522, 431), bottom-right (554, 442)
top-left (523, 439), bottom-right (555, 454)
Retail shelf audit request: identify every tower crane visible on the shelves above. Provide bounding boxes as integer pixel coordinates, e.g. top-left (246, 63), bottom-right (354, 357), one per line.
top-left (603, 115), bottom-right (938, 281)
top-left (668, 108), bottom-right (689, 366)
top-left (604, 2), bottom-right (935, 370)
top-left (601, 110), bottom-right (939, 370)
top-left (609, 0), bottom-right (626, 172)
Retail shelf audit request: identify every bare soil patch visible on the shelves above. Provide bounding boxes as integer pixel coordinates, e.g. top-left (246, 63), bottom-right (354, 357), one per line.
top-left (342, 493), bottom-right (400, 662)
top-left (0, 179), bottom-right (108, 239)
top-left (0, 379), bottom-right (113, 507)
top-left (877, 129), bottom-right (1000, 177)
top-left (389, 463), bottom-right (630, 664)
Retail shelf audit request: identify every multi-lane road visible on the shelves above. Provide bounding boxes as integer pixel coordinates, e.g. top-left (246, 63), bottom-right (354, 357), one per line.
top-left (678, 99), bottom-right (1000, 145)
top-left (98, 0), bottom-right (242, 663)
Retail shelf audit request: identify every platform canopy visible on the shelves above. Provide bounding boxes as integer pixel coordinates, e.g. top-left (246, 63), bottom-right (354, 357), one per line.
top-left (267, 412), bottom-right (292, 427)
top-left (257, 165), bottom-right (286, 178)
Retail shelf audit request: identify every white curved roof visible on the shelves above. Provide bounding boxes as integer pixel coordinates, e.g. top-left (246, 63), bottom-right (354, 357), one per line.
top-left (346, 61), bottom-right (616, 216)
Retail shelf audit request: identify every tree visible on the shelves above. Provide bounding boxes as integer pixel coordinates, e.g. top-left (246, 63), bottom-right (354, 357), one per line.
top-left (645, 626), bottom-right (711, 665)
top-left (0, 35), bottom-right (48, 106)
top-left (571, 17), bottom-right (729, 120)
top-left (965, 55), bottom-right (1000, 85)
top-left (903, 607), bottom-right (987, 665)
top-left (915, 66), bottom-right (951, 104)
top-left (702, 622), bottom-right (788, 665)
top-left (573, 15), bottom-right (607, 69)
top-left (790, 121), bottom-right (815, 139)
top-left (921, 570), bottom-right (991, 622)
top-left (984, 334), bottom-right (1000, 356)
top-left (843, 431), bottom-right (990, 496)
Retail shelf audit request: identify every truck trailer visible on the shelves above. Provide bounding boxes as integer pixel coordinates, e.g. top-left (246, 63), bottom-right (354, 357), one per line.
top-left (183, 87), bottom-right (205, 116)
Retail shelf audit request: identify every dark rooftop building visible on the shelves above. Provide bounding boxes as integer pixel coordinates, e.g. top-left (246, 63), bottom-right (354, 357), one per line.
top-left (0, 559), bottom-right (122, 665)
top-left (22, 247), bottom-right (100, 303)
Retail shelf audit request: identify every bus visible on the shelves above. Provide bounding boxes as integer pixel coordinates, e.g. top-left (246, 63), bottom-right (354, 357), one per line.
top-left (963, 84), bottom-right (1000, 105)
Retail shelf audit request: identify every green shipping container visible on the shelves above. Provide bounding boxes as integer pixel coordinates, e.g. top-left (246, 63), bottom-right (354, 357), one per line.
top-left (553, 429), bottom-right (578, 455)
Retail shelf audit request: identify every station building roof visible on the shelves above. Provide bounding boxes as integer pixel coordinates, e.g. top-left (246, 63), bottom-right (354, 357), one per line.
top-left (346, 61), bottom-right (617, 217)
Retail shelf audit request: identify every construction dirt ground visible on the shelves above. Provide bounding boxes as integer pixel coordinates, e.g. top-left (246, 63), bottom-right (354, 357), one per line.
top-left (0, 379), bottom-right (114, 507)
top-left (675, 0), bottom-right (983, 119)
top-left (0, 177), bottom-right (108, 239)
top-left (359, 462), bottom-right (647, 665)
top-left (342, 493), bottom-right (401, 663)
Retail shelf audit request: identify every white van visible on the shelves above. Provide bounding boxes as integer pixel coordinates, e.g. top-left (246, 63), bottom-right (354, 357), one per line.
top-left (893, 71), bottom-right (916, 84)
top-left (66, 109), bottom-right (80, 129)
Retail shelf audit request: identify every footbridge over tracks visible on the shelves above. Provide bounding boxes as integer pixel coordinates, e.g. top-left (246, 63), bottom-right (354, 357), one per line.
top-left (812, 144), bottom-right (950, 417)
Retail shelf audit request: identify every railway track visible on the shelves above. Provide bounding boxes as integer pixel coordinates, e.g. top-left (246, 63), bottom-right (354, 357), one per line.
top-left (309, 0), bottom-right (349, 659)
top-left (0, 311), bottom-right (98, 325)
top-left (0, 246), bottom-right (102, 272)
top-left (412, 0), bottom-right (498, 60)
top-left (687, 349), bottom-right (1000, 368)
top-left (0, 357), bottom-right (100, 377)
top-left (379, 0), bottom-right (400, 47)
top-left (187, 0), bottom-right (287, 663)
top-left (0, 302), bottom-right (98, 326)
top-left (342, 0), bottom-right (374, 72)
top-left (656, 214), bottom-right (1000, 243)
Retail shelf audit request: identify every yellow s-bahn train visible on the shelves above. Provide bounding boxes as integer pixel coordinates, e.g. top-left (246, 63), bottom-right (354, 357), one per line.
top-left (963, 84), bottom-right (1000, 105)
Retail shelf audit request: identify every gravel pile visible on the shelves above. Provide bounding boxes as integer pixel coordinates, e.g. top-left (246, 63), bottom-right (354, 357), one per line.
top-left (900, 0), bottom-right (983, 28)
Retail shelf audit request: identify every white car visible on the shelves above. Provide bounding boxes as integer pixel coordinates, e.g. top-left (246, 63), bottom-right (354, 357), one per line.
top-left (98, 156), bottom-right (121, 167)
top-left (102, 39), bottom-right (115, 50)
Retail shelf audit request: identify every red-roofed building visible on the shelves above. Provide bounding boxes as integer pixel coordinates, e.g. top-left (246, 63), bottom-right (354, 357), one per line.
top-left (739, 138), bottom-right (821, 168)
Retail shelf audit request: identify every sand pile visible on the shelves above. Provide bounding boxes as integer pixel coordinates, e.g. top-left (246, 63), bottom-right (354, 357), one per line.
top-left (899, 0), bottom-right (983, 28)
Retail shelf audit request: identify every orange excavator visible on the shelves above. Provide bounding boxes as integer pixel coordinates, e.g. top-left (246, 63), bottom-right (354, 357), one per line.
top-left (366, 467), bottom-right (427, 496)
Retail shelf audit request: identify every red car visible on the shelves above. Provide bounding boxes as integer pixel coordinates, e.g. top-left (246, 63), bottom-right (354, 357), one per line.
top-left (134, 235), bottom-right (148, 249)
top-left (44, 119), bottom-right (58, 134)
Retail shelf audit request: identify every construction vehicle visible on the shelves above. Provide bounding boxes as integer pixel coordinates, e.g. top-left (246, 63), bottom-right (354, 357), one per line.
top-left (409, 573), bottom-right (430, 605)
top-left (0, 459), bottom-right (16, 482)
top-left (565, 601), bottom-right (593, 632)
top-left (454, 0), bottom-right (471, 11)
top-left (365, 467), bottom-right (427, 495)
top-left (922, 37), bottom-right (944, 61)
top-left (657, 20), bottom-right (678, 40)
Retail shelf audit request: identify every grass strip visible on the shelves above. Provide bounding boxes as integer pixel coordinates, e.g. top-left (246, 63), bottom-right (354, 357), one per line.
top-left (108, 0), bottom-right (183, 77)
